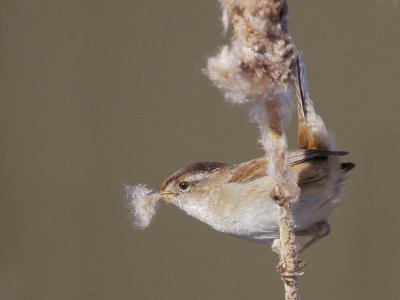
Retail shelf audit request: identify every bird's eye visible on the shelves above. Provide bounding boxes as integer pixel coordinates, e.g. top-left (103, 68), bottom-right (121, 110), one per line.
top-left (178, 181), bottom-right (189, 191)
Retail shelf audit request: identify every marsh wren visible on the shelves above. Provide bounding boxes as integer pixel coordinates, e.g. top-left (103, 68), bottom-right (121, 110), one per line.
top-left (158, 150), bottom-right (353, 250)
top-left (128, 56), bottom-right (354, 252)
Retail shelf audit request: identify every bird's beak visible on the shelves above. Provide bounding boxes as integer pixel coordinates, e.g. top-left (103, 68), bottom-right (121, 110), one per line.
top-left (158, 191), bottom-right (176, 202)
top-left (145, 190), bottom-right (176, 202)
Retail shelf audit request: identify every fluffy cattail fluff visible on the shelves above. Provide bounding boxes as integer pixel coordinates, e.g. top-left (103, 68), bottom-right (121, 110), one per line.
top-left (125, 184), bottom-right (160, 229)
top-left (207, 0), bottom-right (297, 187)
top-left (248, 87), bottom-right (297, 193)
top-left (206, 0), bottom-right (296, 105)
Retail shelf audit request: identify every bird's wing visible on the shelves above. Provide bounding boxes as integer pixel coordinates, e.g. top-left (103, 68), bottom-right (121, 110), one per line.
top-left (288, 149), bottom-right (348, 165)
top-left (228, 157), bottom-right (267, 184)
top-left (228, 149), bottom-right (348, 184)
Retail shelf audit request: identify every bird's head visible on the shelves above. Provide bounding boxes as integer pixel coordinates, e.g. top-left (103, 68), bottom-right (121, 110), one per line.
top-left (159, 161), bottom-right (229, 215)
top-left (126, 161), bottom-right (229, 230)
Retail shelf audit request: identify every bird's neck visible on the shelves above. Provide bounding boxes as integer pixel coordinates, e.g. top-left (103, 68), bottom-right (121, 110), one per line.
top-left (178, 197), bottom-right (227, 232)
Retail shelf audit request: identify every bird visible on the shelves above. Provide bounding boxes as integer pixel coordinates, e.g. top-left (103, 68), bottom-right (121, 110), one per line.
top-left (154, 56), bottom-right (354, 252)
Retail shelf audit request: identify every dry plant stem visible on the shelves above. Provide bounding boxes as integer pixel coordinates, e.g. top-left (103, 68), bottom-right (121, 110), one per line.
top-left (206, 1), bottom-right (302, 298)
top-left (266, 102), bottom-right (301, 300)
top-left (276, 201), bottom-right (301, 299)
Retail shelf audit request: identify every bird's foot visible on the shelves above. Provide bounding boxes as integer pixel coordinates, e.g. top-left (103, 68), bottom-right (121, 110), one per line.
top-left (277, 259), bottom-right (306, 278)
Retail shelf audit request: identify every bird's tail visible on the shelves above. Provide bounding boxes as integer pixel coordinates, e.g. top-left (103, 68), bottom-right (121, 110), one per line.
top-left (294, 54), bottom-right (334, 150)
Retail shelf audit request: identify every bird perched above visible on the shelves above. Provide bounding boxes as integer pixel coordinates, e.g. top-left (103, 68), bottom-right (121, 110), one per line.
top-left (157, 149), bottom-right (353, 250)
top-left (126, 56), bottom-right (354, 252)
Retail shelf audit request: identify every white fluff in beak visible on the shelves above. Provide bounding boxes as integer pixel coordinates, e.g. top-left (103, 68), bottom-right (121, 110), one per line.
top-left (125, 184), bottom-right (160, 229)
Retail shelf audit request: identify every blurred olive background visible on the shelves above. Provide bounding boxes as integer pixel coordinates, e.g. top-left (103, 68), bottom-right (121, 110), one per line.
top-left (1, 1), bottom-right (399, 299)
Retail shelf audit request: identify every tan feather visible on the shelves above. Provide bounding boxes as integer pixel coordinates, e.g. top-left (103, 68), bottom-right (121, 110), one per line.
top-left (228, 149), bottom-right (348, 184)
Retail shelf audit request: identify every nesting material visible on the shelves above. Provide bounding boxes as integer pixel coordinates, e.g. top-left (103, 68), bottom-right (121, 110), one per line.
top-left (125, 184), bottom-right (160, 229)
top-left (206, 1), bottom-right (297, 186)
top-left (206, 0), bottom-right (296, 105)
top-left (206, 2), bottom-right (303, 296)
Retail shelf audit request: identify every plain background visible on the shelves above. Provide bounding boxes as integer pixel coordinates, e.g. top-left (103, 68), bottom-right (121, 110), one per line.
top-left (1, 1), bottom-right (399, 299)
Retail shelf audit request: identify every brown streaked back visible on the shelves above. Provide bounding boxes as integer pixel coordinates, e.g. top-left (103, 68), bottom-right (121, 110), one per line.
top-left (228, 157), bottom-right (267, 184)
top-left (228, 149), bottom-right (349, 184)
top-left (161, 149), bottom-right (350, 188)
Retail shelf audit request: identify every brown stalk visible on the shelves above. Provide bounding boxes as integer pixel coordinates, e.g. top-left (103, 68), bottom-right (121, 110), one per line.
top-left (207, 1), bottom-right (302, 299)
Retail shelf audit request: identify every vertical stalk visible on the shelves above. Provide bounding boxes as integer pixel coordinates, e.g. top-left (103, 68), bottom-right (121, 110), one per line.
top-left (206, 1), bottom-right (302, 298)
